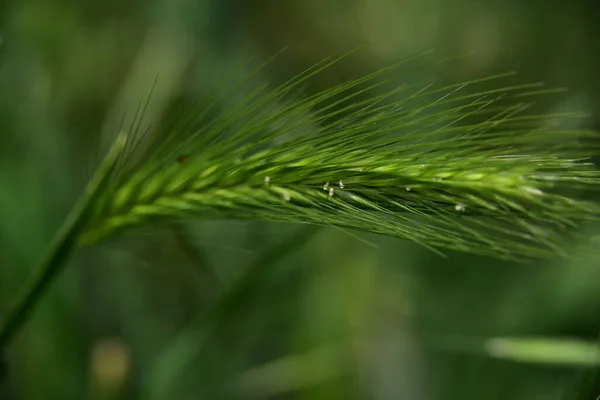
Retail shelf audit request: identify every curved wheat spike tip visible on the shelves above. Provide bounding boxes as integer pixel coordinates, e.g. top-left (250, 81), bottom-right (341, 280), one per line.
top-left (79, 50), bottom-right (600, 261)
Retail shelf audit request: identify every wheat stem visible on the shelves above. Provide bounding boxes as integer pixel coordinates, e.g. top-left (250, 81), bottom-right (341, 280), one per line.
top-left (0, 135), bottom-right (126, 348)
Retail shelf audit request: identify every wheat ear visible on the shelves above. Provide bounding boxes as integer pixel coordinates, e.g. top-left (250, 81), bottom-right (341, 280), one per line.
top-left (80, 53), bottom-right (600, 260)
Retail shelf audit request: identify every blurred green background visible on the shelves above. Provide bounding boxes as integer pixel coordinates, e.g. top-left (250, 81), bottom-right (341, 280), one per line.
top-left (1, 0), bottom-right (600, 399)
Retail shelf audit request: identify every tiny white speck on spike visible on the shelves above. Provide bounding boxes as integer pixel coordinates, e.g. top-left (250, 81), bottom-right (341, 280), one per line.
top-left (264, 176), bottom-right (270, 185)
top-left (323, 182), bottom-right (330, 191)
top-left (339, 180), bottom-right (344, 189)
top-left (523, 186), bottom-right (543, 196)
top-left (329, 188), bottom-right (335, 197)
top-left (283, 191), bottom-right (291, 202)
top-left (455, 204), bottom-right (466, 212)
top-left (405, 186), bottom-right (411, 191)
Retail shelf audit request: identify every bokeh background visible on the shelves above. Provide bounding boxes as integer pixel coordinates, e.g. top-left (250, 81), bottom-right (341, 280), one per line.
top-left (1, 0), bottom-right (600, 399)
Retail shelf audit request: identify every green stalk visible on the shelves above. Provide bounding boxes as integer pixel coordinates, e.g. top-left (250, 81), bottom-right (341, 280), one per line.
top-left (0, 136), bottom-right (126, 348)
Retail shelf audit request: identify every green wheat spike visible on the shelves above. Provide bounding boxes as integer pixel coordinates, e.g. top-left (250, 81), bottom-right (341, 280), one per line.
top-left (78, 52), bottom-right (600, 261)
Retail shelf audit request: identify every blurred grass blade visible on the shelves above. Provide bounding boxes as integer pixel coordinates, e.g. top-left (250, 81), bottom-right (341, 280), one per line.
top-left (485, 337), bottom-right (600, 367)
top-left (235, 342), bottom-right (349, 399)
top-left (143, 225), bottom-right (320, 399)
